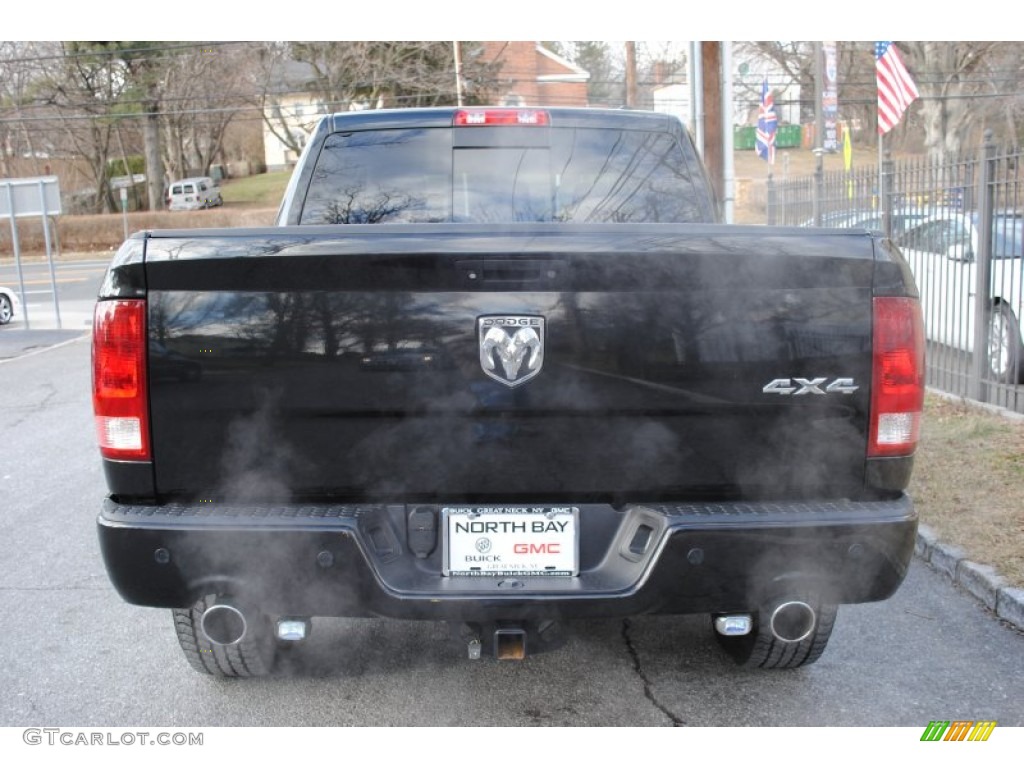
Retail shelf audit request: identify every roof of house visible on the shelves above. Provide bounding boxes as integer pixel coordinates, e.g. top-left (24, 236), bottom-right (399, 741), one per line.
top-left (535, 44), bottom-right (590, 82)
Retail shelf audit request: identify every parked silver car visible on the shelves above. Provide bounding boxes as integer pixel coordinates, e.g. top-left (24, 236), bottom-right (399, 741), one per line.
top-left (800, 208), bottom-right (930, 236)
top-left (0, 286), bottom-right (20, 325)
top-left (896, 209), bottom-right (1024, 382)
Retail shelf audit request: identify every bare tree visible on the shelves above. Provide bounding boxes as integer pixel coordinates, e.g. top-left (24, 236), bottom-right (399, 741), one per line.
top-left (103, 43), bottom-right (168, 211)
top-left (735, 42), bottom-right (819, 125)
top-left (902, 42), bottom-right (1007, 158)
top-left (0, 41), bottom-right (43, 179)
top-left (986, 46), bottom-right (1024, 146)
top-left (738, 41), bottom-right (1024, 158)
top-left (28, 42), bottom-right (170, 211)
top-left (160, 44), bottom-right (259, 179)
top-left (31, 42), bottom-right (130, 212)
top-left (635, 42), bottom-right (688, 109)
top-left (566, 41), bottom-right (623, 108)
top-left (555, 41), bottom-right (686, 110)
top-left (253, 42), bottom-right (502, 159)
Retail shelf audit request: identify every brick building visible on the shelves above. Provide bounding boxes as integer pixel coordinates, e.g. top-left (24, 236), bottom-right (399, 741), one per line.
top-left (479, 42), bottom-right (589, 107)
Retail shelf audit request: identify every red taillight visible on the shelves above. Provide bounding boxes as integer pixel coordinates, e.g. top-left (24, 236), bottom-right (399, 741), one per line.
top-left (869, 297), bottom-right (925, 457)
top-left (92, 300), bottom-right (150, 461)
top-left (454, 108), bottom-right (550, 126)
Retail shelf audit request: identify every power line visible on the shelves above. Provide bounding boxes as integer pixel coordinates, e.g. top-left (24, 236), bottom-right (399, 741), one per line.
top-left (3, 85), bottom-right (1020, 129)
top-left (0, 41), bottom-right (249, 66)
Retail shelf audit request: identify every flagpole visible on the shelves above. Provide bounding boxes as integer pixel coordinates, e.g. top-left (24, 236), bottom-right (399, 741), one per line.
top-left (878, 130), bottom-right (886, 237)
top-left (756, 73), bottom-right (778, 204)
top-left (770, 71), bottom-right (774, 224)
top-left (875, 41), bottom-right (920, 239)
top-left (877, 40), bottom-right (884, 234)
top-left (876, 41), bottom-right (884, 218)
top-left (878, 130), bottom-right (883, 214)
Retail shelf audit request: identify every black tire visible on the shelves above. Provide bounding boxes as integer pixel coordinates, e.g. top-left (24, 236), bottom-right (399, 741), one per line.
top-left (715, 601), bottom-right (838, 670)
top-left (172, 595), bottom-right (276, 678)
top-left (987, 303), bottom-right (1024, 384)
top-left (0, 295), bottom-right (13, 325)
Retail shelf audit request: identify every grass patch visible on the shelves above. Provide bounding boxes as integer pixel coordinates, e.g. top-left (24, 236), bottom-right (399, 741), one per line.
top-left (910, 395), bottom-right (1024, 588)
top-left (220, 171), bottom-right (292, 208)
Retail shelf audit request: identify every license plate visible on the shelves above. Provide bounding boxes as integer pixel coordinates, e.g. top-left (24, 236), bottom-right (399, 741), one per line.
top-left (442, 506), bottom-right (579, 577)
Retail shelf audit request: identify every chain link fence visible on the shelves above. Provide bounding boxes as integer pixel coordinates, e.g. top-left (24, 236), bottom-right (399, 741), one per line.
top-left (763, 134), bottom-right (1024, 414)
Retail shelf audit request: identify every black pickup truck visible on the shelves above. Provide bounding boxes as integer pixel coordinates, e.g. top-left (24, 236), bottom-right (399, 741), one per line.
top-left (93, 107), bottom-right (924, 676)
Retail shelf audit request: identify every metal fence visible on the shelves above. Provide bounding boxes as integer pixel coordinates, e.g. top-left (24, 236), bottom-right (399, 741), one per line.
top-left (766, 133), bottom-right (1024, 414)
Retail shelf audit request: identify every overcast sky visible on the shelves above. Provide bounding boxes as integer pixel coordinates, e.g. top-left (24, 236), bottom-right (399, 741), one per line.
top-left (8, 3), bottom-right (959, 43)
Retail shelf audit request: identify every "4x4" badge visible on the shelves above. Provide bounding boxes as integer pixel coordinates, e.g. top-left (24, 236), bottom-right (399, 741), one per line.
top-left (762, 377), bottom-right (859, 396)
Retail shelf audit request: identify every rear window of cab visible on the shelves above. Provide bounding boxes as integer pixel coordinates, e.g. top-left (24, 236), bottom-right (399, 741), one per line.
top-left (299, 125), bottom-right (711, 225)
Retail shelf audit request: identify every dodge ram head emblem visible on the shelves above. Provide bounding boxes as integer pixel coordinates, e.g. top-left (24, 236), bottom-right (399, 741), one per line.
top-left (478, 316), bottom-right (545, 387)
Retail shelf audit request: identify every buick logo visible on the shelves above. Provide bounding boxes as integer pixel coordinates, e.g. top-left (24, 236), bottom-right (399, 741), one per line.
top-left (475, 537), bottom-right (492, 553)
top-left (478, 316), bottom-right (545, 387)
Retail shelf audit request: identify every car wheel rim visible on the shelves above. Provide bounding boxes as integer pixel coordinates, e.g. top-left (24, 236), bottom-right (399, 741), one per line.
top-left (0, 301), bottom-right (10, 323)
top-left (989, 312), bottom-right (1011, 378)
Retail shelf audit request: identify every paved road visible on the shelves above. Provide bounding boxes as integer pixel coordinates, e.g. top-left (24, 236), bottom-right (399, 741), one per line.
top-left (0, 259), bottom-right (108, 330)
top-left (0, 337), bottom-right (1021, 733)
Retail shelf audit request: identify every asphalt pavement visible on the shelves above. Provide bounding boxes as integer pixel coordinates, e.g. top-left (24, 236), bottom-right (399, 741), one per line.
top-left (0, 258), bottom-right (107, 332)
top-left (0, 329), bottom-right (87, 361)
top-left (3, 324), bottom-right (1020, 631)
top-left (0, 330), bottom-right (1020, 736)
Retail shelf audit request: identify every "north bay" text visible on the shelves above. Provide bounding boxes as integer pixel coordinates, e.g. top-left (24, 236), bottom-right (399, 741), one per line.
top-left (454, 520), bottom-right (569, 534)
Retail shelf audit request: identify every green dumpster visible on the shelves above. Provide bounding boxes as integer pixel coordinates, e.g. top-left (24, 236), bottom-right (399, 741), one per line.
top-left (734, 126), bottom-right (757, 151)
top-left (776, 124), bottom-right (802, 149)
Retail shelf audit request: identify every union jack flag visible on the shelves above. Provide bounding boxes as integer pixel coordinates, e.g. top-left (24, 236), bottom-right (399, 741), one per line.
top-left (755, 76), bottom-right (777, 165)
top-left (876, 41), bottom-right (919, 135)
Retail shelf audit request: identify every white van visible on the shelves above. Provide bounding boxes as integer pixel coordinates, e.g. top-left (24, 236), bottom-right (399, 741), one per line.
top-left (167, 177), bottom-right (222, 211)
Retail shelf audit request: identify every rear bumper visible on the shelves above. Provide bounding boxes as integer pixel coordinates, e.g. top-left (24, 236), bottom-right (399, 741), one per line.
top-left (98, 495), bottom-right (917, 620)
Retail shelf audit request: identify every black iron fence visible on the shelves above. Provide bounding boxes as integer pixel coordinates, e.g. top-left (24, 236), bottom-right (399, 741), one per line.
top-left (766, 133), bottom-right (1024, 414)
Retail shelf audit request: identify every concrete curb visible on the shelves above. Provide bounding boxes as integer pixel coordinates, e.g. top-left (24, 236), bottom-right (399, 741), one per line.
top-left (915, 523), bottom-right (1024, 632)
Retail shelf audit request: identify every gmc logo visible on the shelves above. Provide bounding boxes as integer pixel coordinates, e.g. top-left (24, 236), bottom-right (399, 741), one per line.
top-left (513, 543), bottom-right (560, 554)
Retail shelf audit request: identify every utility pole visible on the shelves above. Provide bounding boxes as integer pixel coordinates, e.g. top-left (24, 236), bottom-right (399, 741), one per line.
top-left (453, 41), bottom-right (464, 107)
top-left (625, 42), bottom-right (637, 108)
top-left (701, 41), bottom-right (724, 205)
top-left (721, 42), bottom-right (735, 224)
top-left (689, 42), bottom-right (704, 158)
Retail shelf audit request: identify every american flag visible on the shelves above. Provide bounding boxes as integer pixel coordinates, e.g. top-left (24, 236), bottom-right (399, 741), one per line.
top-left (755, 76), bottom-right (777, 164)
top-left (876, 41), bottom-right (920, 135)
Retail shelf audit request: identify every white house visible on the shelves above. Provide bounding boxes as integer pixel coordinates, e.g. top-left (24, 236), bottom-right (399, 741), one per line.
top-left (261, 60), bottom-right (327, 171)
top-left (652, 48), bottom-right (801, 130)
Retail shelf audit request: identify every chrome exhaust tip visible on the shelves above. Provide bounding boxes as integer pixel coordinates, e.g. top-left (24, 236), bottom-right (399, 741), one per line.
top-left (200, 603), bottom-right (248, 646)
top-left (769, 601), bottom-right (816, 643)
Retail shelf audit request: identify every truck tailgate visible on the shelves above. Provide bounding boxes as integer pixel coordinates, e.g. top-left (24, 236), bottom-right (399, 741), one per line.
top-left (142, 224), bottom-right (877, 502)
